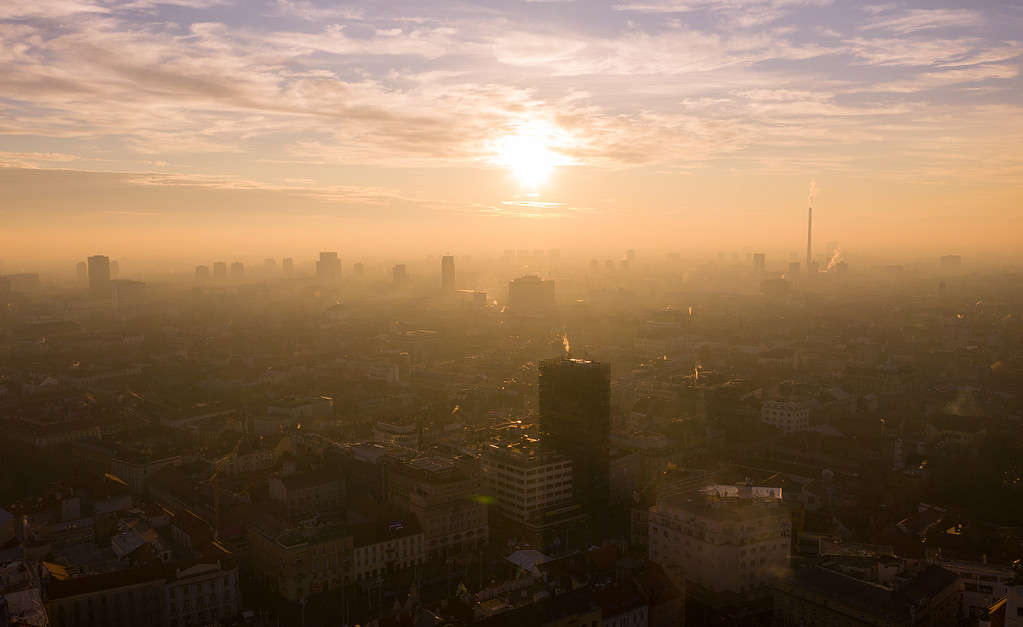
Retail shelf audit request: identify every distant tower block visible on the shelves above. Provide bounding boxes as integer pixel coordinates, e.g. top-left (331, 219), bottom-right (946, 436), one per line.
top-left (753, 253), bottom-right (766, 272)
top-left (195, 265), bottom-right (210, 281)
top-left (282, 257), bottom-right (294, 275)
top-left (213, 261), bottom-right (228, 279)
top-left (441, 255), bottom-right (455, 291)
top-left (76, 261), bottom-right (88, 283)
top-left (230, 262), bottom-right (244, 280)
top-left (316, 251), bottom-right (341, 282)
top-left (87, 255), bottom-right (111, 296)
top-left (392, 264), bottom-right (408, 285)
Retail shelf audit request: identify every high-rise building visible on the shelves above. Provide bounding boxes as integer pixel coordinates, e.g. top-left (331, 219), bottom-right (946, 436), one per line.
top-left (282, 257), bottom-right (294, 275)
top-left (353, 262), bottom-right (365, 276)
top-left (507, 275), bottom-right (555, 312)
top-left (753, 252), bottom-right (766, 272)
top-left (230, 262), bottom-right (244, 280)
top-left (110, 260), bottom-right (120, 277)
top-left (787, 261), bottom-right (800, 277)
top-left (213, 261), bottom-right (227, 279)
top-left (195, 265), bottom-right (210, 281)
top-left (76, 261), bottom-right (87, 283)
top-left (87, 255), bottom-right (111, 296)
top-left (441, 255), bottom-right (455, 291)
top-left (539, 358), bottom-right (611, 522)
top-left (392, 264), bottom-right (408, 285)
top-left (626, 249), bottom-right (636, 263)
top-left (940, 255), bottom-right (963, 271)
top-left (263, 258), bottom-right (277, 273)
top-left (316, 251), bottom-right (341, 281)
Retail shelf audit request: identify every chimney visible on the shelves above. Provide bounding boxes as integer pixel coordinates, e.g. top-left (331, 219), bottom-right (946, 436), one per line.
top-left (806, 206), bottom-right (813, 273)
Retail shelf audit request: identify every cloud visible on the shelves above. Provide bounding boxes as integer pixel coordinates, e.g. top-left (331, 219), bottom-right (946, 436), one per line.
top-left (860, 9), bottom-right (981, 35)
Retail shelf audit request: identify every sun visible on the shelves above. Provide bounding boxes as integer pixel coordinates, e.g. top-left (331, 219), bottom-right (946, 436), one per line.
top-left (492, 123), bottom-right (566, 189)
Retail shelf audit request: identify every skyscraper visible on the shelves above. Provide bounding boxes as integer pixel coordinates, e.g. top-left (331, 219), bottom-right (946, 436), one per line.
top-left (213, 261), bottom-right (228, 279)
top-left (538, 357), bottom-right (611, 523)
top-left (317, 251), bottom-right (341, 281)
top-left (392, 264), bottom-right (408, 285)
top-left (76, 261), bottom-right (87, 283)
top-left (110, 260), bottom-right (120, 277)
top-left (230, 262), bottom-right (244, 280)
top-left (87, 255), bottom-right (111, 296)
top-left (282, 257), bottom-right (294, 276)
top-left (441, 255), bottom-right (455, 291)
top-left (753, 252), bottom-right (766, 272)
top-left (195, 265), bottom-right (210, 281)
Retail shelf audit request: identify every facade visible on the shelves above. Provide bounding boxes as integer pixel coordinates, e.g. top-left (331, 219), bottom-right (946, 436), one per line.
top-left (87, 255), bottom-right (111, 297)
top-left (247, 519), bottom-right (353, 602)
top-left (268, 470), bottom-right (345, 519)
top-left (212, 262), bottom-right (227, 279)
top-left (316, 251), bottom-right (341, 281)
top-left (648, 485), bottom-right (790, 594)
top-left (372, 420), bottom-right (419, 448)
top-left (539, 358), bottom-right (611, 522)
top-left (229, 262), bottom-right (244, 280)
top-left (194, 265), bottom-right (209, 281)
top-left (761, 399), bottom-right (811, 432)
top-left (441, 255), bottom-right (455, 291)
top-left (753, 252), bottom-right (766, 271)
top-left (385, 457), bottom-right (488, 559)
top-left (481, 442), bottom-right (573, 524)
top-left (282, 257), bottom-right (294, 275)
top-left (351, 515), bottom-right (425, 582)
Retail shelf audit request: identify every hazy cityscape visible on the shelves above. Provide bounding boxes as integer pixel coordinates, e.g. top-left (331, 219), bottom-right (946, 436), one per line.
top-left (2, 1), bottom-right (1023, 626)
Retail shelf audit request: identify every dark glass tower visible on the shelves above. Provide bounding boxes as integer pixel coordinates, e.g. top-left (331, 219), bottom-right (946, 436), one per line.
top-left (538, 358), bottom-right (611, 519)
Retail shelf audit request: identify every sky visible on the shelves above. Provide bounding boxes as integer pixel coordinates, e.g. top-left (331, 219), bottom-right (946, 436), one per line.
top-left (1, 0), bottom-right (1022, 264)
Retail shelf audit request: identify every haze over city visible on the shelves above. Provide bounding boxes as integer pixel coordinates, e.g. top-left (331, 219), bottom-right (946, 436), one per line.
top-left (1, 2), bottom-right (1023, 627)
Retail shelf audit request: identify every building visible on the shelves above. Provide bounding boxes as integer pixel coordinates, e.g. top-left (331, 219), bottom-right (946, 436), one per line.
top-left (771, 561), bottom-right (961, 627)
top-left (282, 257), bottom-right (294, 275)
top-left (441, 255), bottom-right (455, 291)
top-left (481, 440), bottom-right (584, 551)
top-left (112, 280), bottom-right (146, 308)
top-left (268, 470), bottom-right (346, 519)
top-left (229, 262), bottom-right (244, 280)
top-left (385, 457), bottom-right (488, 559)
top-left (372, 420), bottom-right (419, 449)
top-left (392, 264), bottom-right (408, 285)
top-left (194, 265), bottom-right (209, 281)
top-left (508, 275), bottom-right (555, 312)
top-left (110, 260), bottom-right (120, 277)
top-left (753, 253), bottom-right (766, 272)
top-left (481, 441), bottom-right (573, 525)
top-left (761, 399), bottom-right (812, 432)
top-left (648, 484), bottom-right (790, 594)
top-left (247, 518), bottom-right (352, 602)
top-left (212, 262), bottom-right (227, 279)
top-left (539, 358), bottom-right (611, 523)
top-left (76, 261), bottom-right (88, 283)
top-left (351, 514), bottom-right (425, 582)
top-left (353, 262), bottom-right (364, 276)
top-left (316, 251), bottom-right (341, 281)
top-left (88, 255), bottom-right (111, 297)
top-left (940, 255), bottom-right (963, 271)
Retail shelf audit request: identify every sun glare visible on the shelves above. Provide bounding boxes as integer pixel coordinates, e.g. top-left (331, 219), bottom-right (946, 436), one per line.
top-left (492, 123), bottom-right (567, 189)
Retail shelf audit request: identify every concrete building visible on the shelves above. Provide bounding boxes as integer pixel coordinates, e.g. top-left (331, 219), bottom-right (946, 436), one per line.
top-left (316, 251), bottom-right (341, 281)
top-left (481, 441), bottom-right (573, 525)
top-left (194, 265), bottom-right (209, 281)
top-left (212, 262), bottom-right (227, 280)
top-left (761, 399), bottom-right (812, 432)
top-left (229, 262), bottom-right (244, 280)
top-left (87, 255), bottom-right (111, 297)
top-left (351, 515), bottom-right (425, 582)
top-left (648, 484), bottom-right (790, 594)
top-left (385, 457), bottom-right (488, 559)
top-left (268, 470), bottom-right (345, 519)
top-left (392, 264), bottom-right (408, 285)
top-left (282, 257), bottom-right (294, 275)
